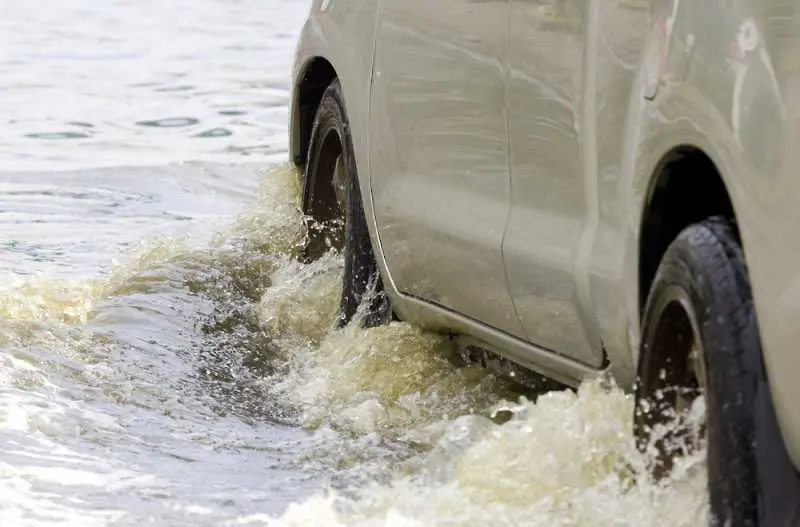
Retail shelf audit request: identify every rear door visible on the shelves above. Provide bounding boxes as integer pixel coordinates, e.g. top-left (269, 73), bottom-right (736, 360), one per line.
top-left (502, 0), bottom-right (651, 367)
top-left (503, 0), bottom-right (600, 365)
top-left (368, 0), bottom-right (523, 335)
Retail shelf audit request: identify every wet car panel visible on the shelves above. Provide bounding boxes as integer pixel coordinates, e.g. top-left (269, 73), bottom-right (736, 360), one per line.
top-left (368, 0), bottom-right (524, 336)
top-left (503, 0), bottom-right (602, 367)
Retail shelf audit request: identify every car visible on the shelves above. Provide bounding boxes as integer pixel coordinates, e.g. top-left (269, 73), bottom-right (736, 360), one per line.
top-left (288, 1), bottom-right (800, 524)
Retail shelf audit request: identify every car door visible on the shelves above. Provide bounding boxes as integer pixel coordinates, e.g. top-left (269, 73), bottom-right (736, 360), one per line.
top-left (368, 0), bottom-right (523, 336)
top-left (502, 0), bottom-right (603, 366)
top-left (503, 0), bottom-right (651, 368)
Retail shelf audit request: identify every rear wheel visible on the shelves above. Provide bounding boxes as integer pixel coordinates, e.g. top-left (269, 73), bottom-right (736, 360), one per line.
top-left (301, 80), bottom-right (391, 328)
top-left (634, 217), bottom-right (800, 526)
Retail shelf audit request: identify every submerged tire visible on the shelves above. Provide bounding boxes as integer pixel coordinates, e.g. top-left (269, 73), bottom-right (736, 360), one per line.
top-left (301, 80), bottom-right (391, 328)
top-left (634, 217), bottom-right (800, 526)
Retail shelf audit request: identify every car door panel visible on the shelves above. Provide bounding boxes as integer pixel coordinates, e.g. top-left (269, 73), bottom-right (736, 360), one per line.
top-left (369, 0), bottom-right (524, 336)
top-left (503, 0), bottom-right (602, 366)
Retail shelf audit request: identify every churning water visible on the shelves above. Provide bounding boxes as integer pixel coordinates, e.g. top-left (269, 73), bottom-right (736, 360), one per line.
top-left (0, 1), bottom-right (708, 525)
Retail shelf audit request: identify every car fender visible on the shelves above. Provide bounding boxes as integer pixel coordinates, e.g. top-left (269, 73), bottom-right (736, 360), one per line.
top-left (616, 7), bottom-right (800, 468)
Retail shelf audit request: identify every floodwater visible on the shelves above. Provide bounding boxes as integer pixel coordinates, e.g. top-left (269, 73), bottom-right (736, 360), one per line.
top-left (0, 1), bottom-right (708, 526)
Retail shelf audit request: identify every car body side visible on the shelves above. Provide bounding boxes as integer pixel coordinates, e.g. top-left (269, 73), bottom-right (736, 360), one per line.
top-left (290, 0), bottom-right (800, 469)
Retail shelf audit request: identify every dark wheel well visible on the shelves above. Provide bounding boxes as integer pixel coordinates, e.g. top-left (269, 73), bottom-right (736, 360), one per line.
top-left (639, 147), bottom-right (738, 313)
top-left (293, 58), bottom-right (337, 167)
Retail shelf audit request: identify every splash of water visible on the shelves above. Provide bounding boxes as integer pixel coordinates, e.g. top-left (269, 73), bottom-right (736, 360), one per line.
top-left (0, 163), bottom-right (709, 526)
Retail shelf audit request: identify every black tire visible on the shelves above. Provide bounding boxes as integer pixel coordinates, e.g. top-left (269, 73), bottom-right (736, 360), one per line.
top-left (301, 80), bottom-right (391, 328)
top-left (634, 217), bottom-right (800, 527)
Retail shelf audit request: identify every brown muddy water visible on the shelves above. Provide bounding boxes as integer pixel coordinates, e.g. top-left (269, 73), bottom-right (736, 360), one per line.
top-left (0, 1), bottom-right (708, 525)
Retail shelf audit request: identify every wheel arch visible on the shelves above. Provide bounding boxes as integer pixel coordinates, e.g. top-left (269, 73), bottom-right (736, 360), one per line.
top-left (638, 145), bottom-right (738, 314)
top-left (290, 56), bottom-right (338, 167)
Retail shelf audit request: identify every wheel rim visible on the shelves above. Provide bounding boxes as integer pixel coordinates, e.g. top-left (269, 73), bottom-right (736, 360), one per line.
top-left (638, 285), bottom-right (707, 476)
top-left (304, 127), bottom-right (346, 260)
top-left (673, 295), bottom-right (706, 418)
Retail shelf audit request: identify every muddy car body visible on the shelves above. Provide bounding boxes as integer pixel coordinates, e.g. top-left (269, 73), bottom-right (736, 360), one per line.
top-left (289, 0), bottom-right (800, 523)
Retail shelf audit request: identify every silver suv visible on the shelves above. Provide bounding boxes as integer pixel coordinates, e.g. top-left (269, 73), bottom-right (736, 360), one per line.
top-left (288, 1), bottom-right (800, 524)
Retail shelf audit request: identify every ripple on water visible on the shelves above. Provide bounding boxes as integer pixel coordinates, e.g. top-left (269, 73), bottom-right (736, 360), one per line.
top-left (0, 0), bottom-right (308, 171)
top-left (136, 117), bottom-right (201, 128)
top-left (25, 132), bottom-right (92, 140)
top-left (195, 128), bottom-right (233, 138)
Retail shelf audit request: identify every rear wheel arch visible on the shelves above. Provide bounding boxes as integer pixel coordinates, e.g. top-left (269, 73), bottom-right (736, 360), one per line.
top-left (638, 145), bottom-right (738, 315)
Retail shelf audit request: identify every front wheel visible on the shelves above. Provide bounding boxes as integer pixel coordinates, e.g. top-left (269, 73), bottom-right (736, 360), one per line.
top-left (634, 217), bottom-right (800, 526)
top-left (301, 80), bottom-right (391, 328)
